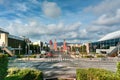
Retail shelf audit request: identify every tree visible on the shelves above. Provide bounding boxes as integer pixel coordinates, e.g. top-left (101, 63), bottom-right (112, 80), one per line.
top-left (72, 46), bottom-right (76, 52)
top-left (80, 45), bottom-right (87, 57)
top-left (82, 45), bottom-right (86, 52)
top-left (43, 45), bottom-right (50, 52)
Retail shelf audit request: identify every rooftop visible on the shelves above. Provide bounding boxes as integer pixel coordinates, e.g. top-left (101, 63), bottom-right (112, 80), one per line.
top-left (99, 30), bottom-right (120, 41)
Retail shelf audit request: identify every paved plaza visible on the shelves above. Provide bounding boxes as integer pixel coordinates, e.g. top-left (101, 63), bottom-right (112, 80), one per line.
top-left (8, 54), bottom-right (120, 78)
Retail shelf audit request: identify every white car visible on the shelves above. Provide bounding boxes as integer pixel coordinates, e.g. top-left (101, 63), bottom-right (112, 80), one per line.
top-left (41, 50), bottom-right (46, 54)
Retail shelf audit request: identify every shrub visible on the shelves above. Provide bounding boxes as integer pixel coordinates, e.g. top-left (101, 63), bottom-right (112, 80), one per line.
top-left (76, 68), bottom-right (118, 80)
top-left (16, 55), bottom-right (37, 58)
top-left (16, 55), bottom-right (24, 58)
top-left (116, 62), bottom-right (120, 78)
top-left (5, 68), bottom-right (43, 80)
top-left (83, 55), bottom-right (94, 58)
top-left (76, 69), bottom-right (88, 80)
top-left (0, 54), bottom-right (8, 80)
top-left (88, 68), bottom-right (117, 80)
top-left (96, 54), bottom-right (106, 58)
top-left (28, 55), bottom-right (36, 58)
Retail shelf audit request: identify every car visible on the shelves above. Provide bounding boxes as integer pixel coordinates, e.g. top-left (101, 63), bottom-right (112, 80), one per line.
top-left (46, 52), bottom-right (53, 57)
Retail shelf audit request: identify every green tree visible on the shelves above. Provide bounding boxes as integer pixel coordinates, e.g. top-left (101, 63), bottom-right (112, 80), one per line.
top-left (82, 45), bottom-right (86, 52)
top-left (80, 45), bottom-right (87, 57)
top-left (72, 46), bottom-right (76, 52)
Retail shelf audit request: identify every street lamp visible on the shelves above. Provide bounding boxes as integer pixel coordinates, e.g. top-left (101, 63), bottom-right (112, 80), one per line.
top-left (93, 45), bottom-right (97, 56)
top-left (18, 44), bottom-right (21, 55)
top-left (93, 45), bottom-right (97, 52)
top-left (27, 43), bottom-right (30, 54)
top-left (25, 45), bottom-right (27, 54)
top-left (117, 42), bottom-right (120, 56)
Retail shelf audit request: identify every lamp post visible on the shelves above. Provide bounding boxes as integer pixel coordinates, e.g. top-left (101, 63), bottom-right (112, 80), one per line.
top-left (93, 45), bottom-right (97, 56)
top-left (27, 43), bottom-right (30, 55)
top-left (25, 45), bottom-right (27, 54)
top-left (118, 42), bottom-right (120, 56)
top-left (18, 44), bottom-right (21, 55)
top-left (93, 45), bottom-right (97, 52)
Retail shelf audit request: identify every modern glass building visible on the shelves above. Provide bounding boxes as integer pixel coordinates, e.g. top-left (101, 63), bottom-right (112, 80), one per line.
top-left (89, 30), bottom-right (120, 55)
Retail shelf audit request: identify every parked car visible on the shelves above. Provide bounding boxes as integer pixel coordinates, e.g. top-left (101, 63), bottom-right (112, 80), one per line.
top-left (46, 52), bottom-right (53, 57)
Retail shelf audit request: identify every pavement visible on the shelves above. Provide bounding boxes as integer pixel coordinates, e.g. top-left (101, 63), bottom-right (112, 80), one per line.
top-left (8, 53), bottom-right (120, 79)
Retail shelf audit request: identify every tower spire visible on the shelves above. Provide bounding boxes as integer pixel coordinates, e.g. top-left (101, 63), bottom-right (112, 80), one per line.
top-left (63, 39), bottom-right (67, 52)
top-left (54, 39), bottom-right (57, 51)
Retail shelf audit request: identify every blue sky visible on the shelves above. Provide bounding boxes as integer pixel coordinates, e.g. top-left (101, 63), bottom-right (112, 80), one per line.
top-left (0, 0), bottom-right (120, 43)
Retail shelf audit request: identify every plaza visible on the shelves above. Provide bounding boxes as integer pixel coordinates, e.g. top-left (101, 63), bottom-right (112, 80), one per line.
top-left (1, 27), bottom-right (120, 79)
top-left (8, 53), bottom-right (119, 79)
top-left (0, 0), bottom-right (120, 79)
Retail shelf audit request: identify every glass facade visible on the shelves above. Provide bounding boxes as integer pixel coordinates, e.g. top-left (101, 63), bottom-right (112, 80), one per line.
top-left (89, 37), bottom-right (120, 52)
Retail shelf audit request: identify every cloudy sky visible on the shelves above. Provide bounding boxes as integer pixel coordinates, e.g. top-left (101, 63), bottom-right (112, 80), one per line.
top-left (0, 0), bottom-right (120, 43)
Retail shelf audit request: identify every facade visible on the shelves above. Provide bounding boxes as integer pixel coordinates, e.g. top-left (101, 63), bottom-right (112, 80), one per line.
top-left (89, 30), bottom-right (120, 56)
top-left (67, 43), bottom-right (81, 52)
top-left (0, 28), bottom-right (26, 55)
top-left (85, 43), bottom-right (90, 54)
top-left (0, 33), bottom-right (8, 47)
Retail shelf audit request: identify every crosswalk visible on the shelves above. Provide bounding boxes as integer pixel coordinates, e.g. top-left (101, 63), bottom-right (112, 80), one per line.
top-left (44, 53), bottom-right (75, 62)
top-left (45, 57), bottom-right (73, 62)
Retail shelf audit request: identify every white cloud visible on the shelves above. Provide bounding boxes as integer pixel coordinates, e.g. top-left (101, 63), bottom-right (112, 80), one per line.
top-left (67, 39), bottom-right (81, 43)
top-left (4, 19), bottom-right (82, 42)
top-left (66, 22), bottom-right (81, 31)
top-left (79, 29), bottom-right (87, 37)
top-left (84, 0), bottom-right (120, 15)
top-left (93, 9), bottom-right (120, 26)
top-left (41, 1), bottom-right (61, 18)
top-left (85, 9), bottom-right (120, 41)
top-left (4, 18), bottom-right (101, 43)
top-left (15, 3), bottom-right (28, 12)
top-left (59, 31), bottom-right (78, 39)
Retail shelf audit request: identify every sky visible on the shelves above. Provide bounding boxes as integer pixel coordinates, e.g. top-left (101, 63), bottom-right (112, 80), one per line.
top-left (0, 0), bottom-right (120, 43)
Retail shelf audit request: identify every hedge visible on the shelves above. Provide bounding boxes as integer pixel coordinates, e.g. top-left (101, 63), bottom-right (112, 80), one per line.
top-left (96, 54), bottom-right (106, 58)
top-left (5, 68), bottom-right (43, 80)
top-left (76, 68), bottom-right (119, 80)
top-left (16, 55), bottom-right (36, 58)
top-left (116, 62), bottom-right (120, 78)
top-left (83, 55), bottom-right (94, 58)
top-left (0, 54), bottom-right (8, 80)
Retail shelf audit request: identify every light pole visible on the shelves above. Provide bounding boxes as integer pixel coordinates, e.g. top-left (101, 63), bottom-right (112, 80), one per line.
top-left (18, 44), bottom-right (21, 55)
top-left (25, 45), bottom-right (27, 54)
top-left (118, 42), bottom-right (120, 56)
top-left (93, 45), bottom-right (97, 56)
top-left (93, 45), bottom-right (97, 52)
top-left (27, 43), bottom-right (30, 55)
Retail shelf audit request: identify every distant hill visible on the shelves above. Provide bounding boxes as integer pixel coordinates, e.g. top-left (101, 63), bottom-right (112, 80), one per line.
top-left (56, 42), bottom-right (81, 46)
top-left (47, 42), bottom-right (81, 46)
